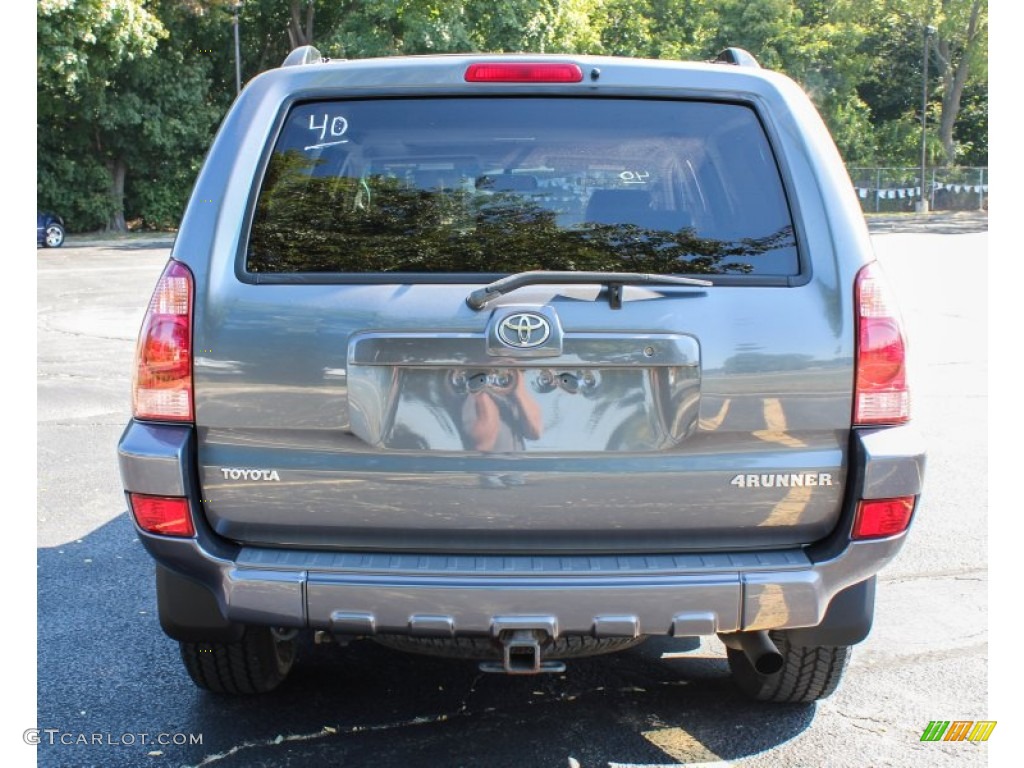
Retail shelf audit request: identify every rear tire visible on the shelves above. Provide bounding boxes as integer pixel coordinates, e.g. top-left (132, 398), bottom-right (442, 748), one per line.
top-left (726, 630), bottom-right (850, 703)
top-left (180, 627), bottom-right (297, 694)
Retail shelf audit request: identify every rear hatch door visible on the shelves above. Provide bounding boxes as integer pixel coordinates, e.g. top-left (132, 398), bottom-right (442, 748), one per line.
top-left (194, 89), bottom-right (851, 552)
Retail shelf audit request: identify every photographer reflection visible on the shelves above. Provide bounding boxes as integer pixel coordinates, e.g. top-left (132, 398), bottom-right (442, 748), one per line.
top-left (461, 369), bottom-right (543, 450)
top-left (453, 369), bottom-right (543, 487)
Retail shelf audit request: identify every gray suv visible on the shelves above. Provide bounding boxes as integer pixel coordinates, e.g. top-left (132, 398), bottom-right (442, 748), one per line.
top-left (118, 48), bottom-right (925, 702)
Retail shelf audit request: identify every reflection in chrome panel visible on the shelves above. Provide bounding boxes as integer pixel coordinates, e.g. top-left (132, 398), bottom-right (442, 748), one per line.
top-left (348, 331), bottom-right (700, 453)
top-left (348, 341), bottom-right (700, 453)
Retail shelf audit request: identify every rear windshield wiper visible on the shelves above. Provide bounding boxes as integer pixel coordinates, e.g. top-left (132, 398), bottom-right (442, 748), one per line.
top-left (466, 271), bottom-right (713, 310)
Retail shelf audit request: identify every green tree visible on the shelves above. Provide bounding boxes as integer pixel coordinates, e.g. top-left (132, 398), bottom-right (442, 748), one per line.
top-left (37, 0), bottom-right (164, 96)
top-left (320, 1), bottom-right (602, 58)
top-left (38, 0), bottom-right (165, 230)
top-left (597, 1), bottom-right (717, 60)
top-left (464, 0), bottom-right (602, 53)
top-left (38, 0), bottom-right (225, 231)
top-left (863, 0), bottom-right (987, 164)
top-left (931, 0), bottom-right (987, 164)
top-left (954, 79), bottom-right (986, 165)
top-left (38, 0), bottom-right (988, 232)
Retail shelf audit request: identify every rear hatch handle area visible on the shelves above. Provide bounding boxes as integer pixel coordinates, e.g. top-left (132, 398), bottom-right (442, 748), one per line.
top-left (466, 271), bottom-right (713, 310)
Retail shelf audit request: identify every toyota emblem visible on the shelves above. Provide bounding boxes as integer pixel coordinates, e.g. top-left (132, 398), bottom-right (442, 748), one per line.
top-left (498, 313), bottom-right (551, 348)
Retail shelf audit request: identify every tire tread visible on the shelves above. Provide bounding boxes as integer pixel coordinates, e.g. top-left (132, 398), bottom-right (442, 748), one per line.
top-left (180, 629), bottom-right (295, 694)
top-left (727, 630), bottom-right (851, 703)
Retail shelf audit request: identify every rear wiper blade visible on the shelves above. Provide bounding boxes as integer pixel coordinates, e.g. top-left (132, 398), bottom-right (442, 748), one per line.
top-left (466, 270), bottom-right (713, 310)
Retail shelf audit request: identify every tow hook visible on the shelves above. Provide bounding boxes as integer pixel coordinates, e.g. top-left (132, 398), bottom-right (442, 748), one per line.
top-left (479, 629), bottom-right (567, 675)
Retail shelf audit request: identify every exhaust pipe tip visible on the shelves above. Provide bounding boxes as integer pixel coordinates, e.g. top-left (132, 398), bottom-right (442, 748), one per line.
top-left (752, 648), bottom-right (784, 675)
top-left (722, 630), bottom-right (785, 676)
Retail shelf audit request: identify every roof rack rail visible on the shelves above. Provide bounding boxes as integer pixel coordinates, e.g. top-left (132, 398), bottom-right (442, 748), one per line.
top-left (714, 48), bottom-right (761, 68)
top-left (282, 45), bottom-right (324, 67)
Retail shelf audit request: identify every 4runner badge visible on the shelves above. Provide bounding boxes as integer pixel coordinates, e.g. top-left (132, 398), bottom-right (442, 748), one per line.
top-left (220, 468), bottom-right (281, 481)
top-left (730, 472), bottom-right (833, 488)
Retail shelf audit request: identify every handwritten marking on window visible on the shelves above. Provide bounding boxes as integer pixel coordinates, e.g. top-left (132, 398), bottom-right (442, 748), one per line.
top-left (305, 113), bottom-right (349, 151)
top-left (619, 170), bottom-right (650, 184)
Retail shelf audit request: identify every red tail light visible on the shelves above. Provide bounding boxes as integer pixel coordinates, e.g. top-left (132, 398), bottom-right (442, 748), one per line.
top-left (129, 493), bottom-right (195, 537)
top-left (854, 262), bottom-right (909, 425)
top-left (852, 497), bottom-right (915, 539)
top-left (133, 260), bottom-right (193, 421)
top-left (465, 62), bottom-right (584, 83)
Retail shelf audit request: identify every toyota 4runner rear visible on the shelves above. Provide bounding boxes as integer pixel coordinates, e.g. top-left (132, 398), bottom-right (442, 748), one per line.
top-left (117, 48), bottom-right (925, 702)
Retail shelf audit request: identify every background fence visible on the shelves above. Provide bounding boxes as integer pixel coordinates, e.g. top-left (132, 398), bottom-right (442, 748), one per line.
top-left (846, 167), bottom-right (988, 214)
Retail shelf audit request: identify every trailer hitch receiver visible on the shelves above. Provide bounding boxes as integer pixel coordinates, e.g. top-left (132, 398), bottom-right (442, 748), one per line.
top-left (479, 629), bottom-right (567, 675)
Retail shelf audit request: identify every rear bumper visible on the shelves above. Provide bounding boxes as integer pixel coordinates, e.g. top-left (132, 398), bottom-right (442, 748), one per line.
top-left (118, 420), bottom-right (925, 638)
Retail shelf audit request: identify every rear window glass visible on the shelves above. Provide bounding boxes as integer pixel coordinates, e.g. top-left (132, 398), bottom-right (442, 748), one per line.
top-left (247, 98), bottom-right (798, 276)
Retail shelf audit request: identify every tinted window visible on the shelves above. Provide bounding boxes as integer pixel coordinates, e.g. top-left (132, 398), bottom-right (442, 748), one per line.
top-left (247, 98), bottom-right (798, 276)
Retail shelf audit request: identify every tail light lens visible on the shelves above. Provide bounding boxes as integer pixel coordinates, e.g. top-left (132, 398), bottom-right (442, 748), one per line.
top-left (852, 497), bottom-right (915, 539)
top-left (133, 260), bottom-right (193, 421)
top-left (128, 493), bottom-right (195, 537)
top-left (854, 262), bottom-right (909, 425)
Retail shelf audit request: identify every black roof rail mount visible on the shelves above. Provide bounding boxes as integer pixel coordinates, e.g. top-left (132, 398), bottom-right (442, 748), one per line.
top-left (714, 48), bottom-right (761, 69)
top-left (283, 45), bottom-right (324, 67)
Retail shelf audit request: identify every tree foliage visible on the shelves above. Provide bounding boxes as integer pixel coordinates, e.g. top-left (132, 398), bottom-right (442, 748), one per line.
top-left (852, 0), bottom-right (987, 165)
top-left (37, 0), bottom-right (988, 232)
top-left (38, 0), bottom-right (164, 96)
top-left (38, 1), bottom-right (222, 230)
